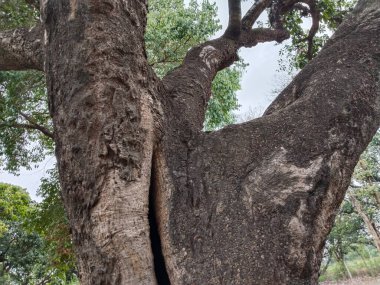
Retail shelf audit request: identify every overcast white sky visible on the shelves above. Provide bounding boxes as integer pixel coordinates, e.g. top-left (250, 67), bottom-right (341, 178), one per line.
top-left (0, 0), bottom-right (293, 201)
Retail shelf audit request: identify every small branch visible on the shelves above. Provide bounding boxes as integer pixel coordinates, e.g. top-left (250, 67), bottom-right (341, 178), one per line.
top-left (150, 35), bottom-right (193, 67)
top-left (19, 112), bottom-right (54, 138)
top-left (242, 0), bottom-right (272, 30)
top-left (0, 121), bottom-right (54, 139)
top-left (0, 25), bottom-right (44, 71)
top-left (223, 0), bottom-right (242, 40)
top-left (0, 113), bottom-right (54, 139)
top-left (305, 1), bottom-right (320, 60)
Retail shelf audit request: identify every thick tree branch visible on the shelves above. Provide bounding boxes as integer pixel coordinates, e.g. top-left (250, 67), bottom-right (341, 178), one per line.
top-left (0, 26), bottom-right (44, 71)
top-left (224, 0), bottom-right (242, 39)
top-left (242, 0), bottom-right (272, 30)
top-left (239, 27), bottom-right (290, 47)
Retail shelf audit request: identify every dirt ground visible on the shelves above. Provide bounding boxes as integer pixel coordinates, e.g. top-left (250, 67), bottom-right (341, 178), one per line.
top-left (321, 276), bottom-right (380, 285)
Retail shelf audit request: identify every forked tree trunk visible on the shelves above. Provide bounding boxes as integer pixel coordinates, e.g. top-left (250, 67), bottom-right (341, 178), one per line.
top-left (0, 0), bottom-right (380, 284)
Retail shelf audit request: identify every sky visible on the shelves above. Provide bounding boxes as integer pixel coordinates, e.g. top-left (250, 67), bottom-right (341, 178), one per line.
top-left (0, 0), bottom-right (294, 201)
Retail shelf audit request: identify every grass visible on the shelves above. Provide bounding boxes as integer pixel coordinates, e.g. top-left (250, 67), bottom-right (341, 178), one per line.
top-left (320, 255), bottom-right (380, 282)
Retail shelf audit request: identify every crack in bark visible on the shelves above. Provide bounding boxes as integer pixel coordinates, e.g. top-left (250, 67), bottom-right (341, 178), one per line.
top-left (149, 166), bottom-right (171, 285)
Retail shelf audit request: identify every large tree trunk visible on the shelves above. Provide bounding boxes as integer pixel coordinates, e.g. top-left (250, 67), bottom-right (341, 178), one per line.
top-left (0, 0), bottom-right (380, 284)
top-left (43, 1), bottom-right (159, 284)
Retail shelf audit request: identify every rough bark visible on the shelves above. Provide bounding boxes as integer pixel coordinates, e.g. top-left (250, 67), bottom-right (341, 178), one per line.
top-left (43, 1), bottom-right (160, 284)
top-left (0, 26), bottom-right (43, 71)
top-left (0, 0), bottom-right (379, 284)
top-left (349, 195), bottom-right (380, 252)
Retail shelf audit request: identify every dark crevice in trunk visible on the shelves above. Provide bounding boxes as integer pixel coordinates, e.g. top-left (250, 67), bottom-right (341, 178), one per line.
top-left (149, 168), bottom-right (171, 285)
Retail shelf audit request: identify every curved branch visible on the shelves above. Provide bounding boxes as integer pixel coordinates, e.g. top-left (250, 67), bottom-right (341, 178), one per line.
top-left (239, 27), bottom-right (290, 48)
top-left (0, 111), bottom-right (53, 139)
top-left (242, 0), bottom-right (272, 30)
top-left (0, 26), bottom-right (44, 71)
top-left (305, 1), bottom-right (320, 60)
top-left (19, 112), bottom-right (54, 138)
top-left (0, 120), bottom-right (53, 139)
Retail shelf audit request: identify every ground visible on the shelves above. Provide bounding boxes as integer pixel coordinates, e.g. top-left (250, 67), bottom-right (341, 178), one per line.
top-left (321, 276), bottom-right (380, 285)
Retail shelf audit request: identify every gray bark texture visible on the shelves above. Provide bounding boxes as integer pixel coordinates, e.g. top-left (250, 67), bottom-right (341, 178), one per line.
top-left (0, 0), bottom-right (379, 284)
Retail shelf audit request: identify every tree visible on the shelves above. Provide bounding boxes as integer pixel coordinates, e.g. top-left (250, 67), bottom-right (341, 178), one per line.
top-left (0, 182), bottom-right (77, 284)
top-left (321, 132), bottom-right (380, 278)
top-left (347, 131), bottom-right (380, 251)
top-left (0, 0), bottom-right (379, 284)
top-left (322, 198), bottom-right (368, 279)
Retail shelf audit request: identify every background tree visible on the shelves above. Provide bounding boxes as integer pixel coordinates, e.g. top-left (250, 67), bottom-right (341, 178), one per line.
top-left (321, 132), bottom-right (380, 280)
top-left (0, 182), bottom-right (77, 284)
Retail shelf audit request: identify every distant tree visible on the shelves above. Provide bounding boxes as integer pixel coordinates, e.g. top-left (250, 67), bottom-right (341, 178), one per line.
top-left (348, 132), bottom-right (380, 251)
top-left (0, 182), bottom-right (77, 284)
top-left (322, 132), bottom-right (380, 277)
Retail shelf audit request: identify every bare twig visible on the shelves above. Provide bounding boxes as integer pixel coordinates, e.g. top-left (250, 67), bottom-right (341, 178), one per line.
top-left (306, 1), bottom-right (321, 60)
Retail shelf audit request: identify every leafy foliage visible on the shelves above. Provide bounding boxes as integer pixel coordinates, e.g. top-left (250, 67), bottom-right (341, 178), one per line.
top-left (327, 200), bottom-right (368, 259)
top-left (0, 0), bottom-right (38, 30)
top-left (146, 0), bottom-right (221, 77)
top-left (0, 183), bottom-right (77, 284)
top-left (279, 0), bottom-right (357, 71)
top-left (30, 168), bottom-right (77, 280)
top-left (205, 64), bottom-right (243, 130)
top-left (0, 71), bottom-right (53, 172)
top-left (322, 132), bottom-right (380, 279)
